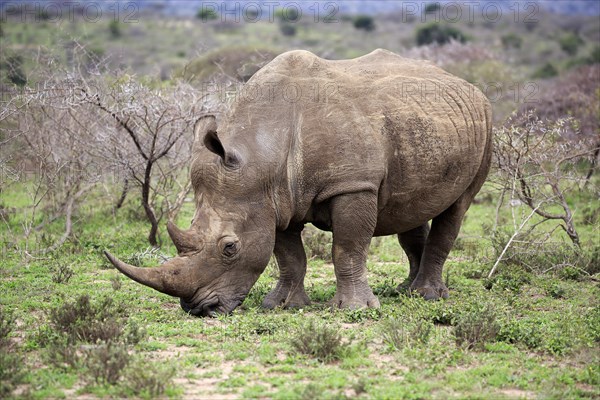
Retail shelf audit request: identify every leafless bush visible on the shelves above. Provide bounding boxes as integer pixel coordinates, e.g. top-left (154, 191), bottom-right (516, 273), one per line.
top-left (5, 77), bottom-right (101, 255)
top-left (518, 65), bottom-right (600, 182)
top-left (1, 43), bottom-right (208, 250)
top-left (490, 112), bottom-right (599, 276)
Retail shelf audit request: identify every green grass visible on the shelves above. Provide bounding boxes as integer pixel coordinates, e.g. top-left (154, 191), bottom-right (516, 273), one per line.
top-left (1, 6), bottom-right (599, 397)
top-left (1, 181), bottom-right (599, 399)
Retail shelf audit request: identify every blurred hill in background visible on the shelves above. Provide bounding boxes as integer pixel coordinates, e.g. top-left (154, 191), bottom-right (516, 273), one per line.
top-left (3, 0), bottom-right (600, 16)
top-left (1, 0), bottom-right (599, 126)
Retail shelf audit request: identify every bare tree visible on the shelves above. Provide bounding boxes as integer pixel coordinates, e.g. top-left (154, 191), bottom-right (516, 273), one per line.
top-left (492, 111), bottom-right (599, 272)
top-left (78, 77), bottom-right (201, 246)
top-left (1, 44), bottom-right (207, 253)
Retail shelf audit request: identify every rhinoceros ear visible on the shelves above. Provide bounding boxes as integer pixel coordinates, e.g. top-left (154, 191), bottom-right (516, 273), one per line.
top-left (195, 115), bottom-right (241, 168)
top-left (194, 115), bottom-right (218, 149)
top-left (203, 130), bottom-right (241, 168)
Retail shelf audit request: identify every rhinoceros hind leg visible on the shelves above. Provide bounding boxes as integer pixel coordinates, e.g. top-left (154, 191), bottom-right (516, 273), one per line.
top-left (262, 225), bottom-right (311, 309)
top-left (329, 192), bottom-right (380, 309)
top-left (409, 200), bottom-right (468, 300)
top-left (396, 223), bottom-right (430, 293)
top-left (410, 192), bottom-right (477, 300)
top-left (410, 140), bottom-right (491, 301)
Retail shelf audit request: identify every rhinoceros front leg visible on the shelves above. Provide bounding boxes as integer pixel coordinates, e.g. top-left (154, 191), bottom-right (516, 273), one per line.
top-left (262, 225), bottom-right (311, 309)
top-left (329, 192), bottom-right (380, 309)
top-left (396, 223), bottom-right (430, 292)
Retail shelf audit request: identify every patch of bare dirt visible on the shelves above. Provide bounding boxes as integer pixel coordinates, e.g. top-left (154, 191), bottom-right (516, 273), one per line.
top-left (173, 360), bottom-right (239, 400)
top-left (497, 388), bottom-right (536, 399)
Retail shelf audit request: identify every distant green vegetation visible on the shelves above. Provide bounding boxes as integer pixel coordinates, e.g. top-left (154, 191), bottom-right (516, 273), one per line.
top-left (559, 32), bottom-right (584, 55)
top-left (279, 23), bottom-right (297, 37)
top-left (196, 7), bottom-right (218, 20)
top-left (0, 7), bottom-right (597, 126)
top-left (425, 3), bottom-right (442, 14)
top-left (501, 32), bottom-right (522, 49)
top-left (532, 61), bottom-right (559, 79)
top-left (353, 15), bottom-right (376, 32)
top-left (275, 7), bottom-right (300, 22)
top-left (109, 20), bottom-right (122, 39)
top-left (416, 23), bottom-right (468, 46)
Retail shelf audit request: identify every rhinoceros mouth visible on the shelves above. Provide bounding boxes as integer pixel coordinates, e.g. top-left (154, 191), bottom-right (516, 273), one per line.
top-left (180, 296), bottom-right (244, 318)
top-left (181, 296), bottom-right (220, 317)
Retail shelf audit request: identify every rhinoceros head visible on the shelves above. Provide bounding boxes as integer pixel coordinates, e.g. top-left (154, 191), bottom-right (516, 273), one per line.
top-left (105, 115), bottom-right (280, 317)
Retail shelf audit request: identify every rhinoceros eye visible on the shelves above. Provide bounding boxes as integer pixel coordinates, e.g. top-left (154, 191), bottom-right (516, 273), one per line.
top-left (222, 241), bottom-right (238, 257)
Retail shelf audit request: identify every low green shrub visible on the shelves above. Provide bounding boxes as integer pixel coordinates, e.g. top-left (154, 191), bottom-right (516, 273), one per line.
top-left (424, 3), bottom-right (441, 13)
top-left (498, 313), bottom-right (586, 355)
top-left (0, 310), bottom-right (14, 346)
top-left (453, 303), bottom-right (500, 350)
top-left (372, 278), bottom-right (400, 298)
top-left (83, 342), bottom-right (131, 385)
top-left (546, 282), bottom-right (566, 299)
top-left (585, 307), bottom-right (600, 343)
top-left (123, 361), bottom-right (176, 398)
top-left (382, 316), bottom-right (434, 350)
top-left (279, 23), bottom-right (297, 37)
top-left (558, 266), bottom-right (584, 281)
top-left (40, 294), bottom-right (146, 386)
top-left (342, 308), bottom-right (382, 323)
top-left (49, 295), bottom-right (128, 344)
top-left (484, 266), bottom-right (531, 293)
top-left (498, 318), bottom-right (543, 350)
top-left (196, 8), bottom-right (218, 20)
top-left (290, 319), bottom-right (345, 362)
top-left (49, 262), bottom-right (74, 284)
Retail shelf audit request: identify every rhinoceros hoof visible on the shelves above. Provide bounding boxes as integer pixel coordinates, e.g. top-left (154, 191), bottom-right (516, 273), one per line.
top-left (410, 282), bottom-right (449, 301)
top-left (262, 287), bottom-right (311, 309)
top-left (395, 277), bottom-right (417, 294)
top-left (329, 291), bottom-right (381, 309)
top-left (284, 291), bottom-right (311, 308)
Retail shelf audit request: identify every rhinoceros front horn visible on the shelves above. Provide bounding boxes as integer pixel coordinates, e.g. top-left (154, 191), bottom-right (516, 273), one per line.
top-left (167, 221), bottom-right (200, 254)
top-left (104, 251), bottom-right (200, 299)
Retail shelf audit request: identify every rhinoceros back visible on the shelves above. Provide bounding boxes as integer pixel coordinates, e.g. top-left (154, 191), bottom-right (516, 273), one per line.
top-left (238, 49), bottom-right (492, 231)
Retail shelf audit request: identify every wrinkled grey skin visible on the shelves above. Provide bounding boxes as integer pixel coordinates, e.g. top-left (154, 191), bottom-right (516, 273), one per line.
top-left (105, 49), bottom-right (492, 317)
